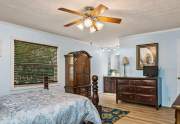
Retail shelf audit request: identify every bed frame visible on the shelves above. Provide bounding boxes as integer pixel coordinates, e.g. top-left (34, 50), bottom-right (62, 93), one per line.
top-left (44, 75), bottom-right (101, 124)
top-left (90, 75), bottom-right (102, 123)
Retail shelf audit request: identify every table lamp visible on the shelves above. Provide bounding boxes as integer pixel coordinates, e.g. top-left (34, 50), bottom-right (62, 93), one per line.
top-left (122, 57), bottom-right (129, 77)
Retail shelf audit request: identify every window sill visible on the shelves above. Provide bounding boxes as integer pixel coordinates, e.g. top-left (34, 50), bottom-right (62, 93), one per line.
top-left (11, 82), bottom-right (60, 91)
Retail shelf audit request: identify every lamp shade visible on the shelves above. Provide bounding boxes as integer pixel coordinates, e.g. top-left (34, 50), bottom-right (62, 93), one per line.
top-left (122, 57), bottom-right (129, 65)
top-left (76, 23), bottom-right (84, 30)
top-left (90, 26), bottom-right (96, 33)
top-left (96, 21), bottom-right (104, 30)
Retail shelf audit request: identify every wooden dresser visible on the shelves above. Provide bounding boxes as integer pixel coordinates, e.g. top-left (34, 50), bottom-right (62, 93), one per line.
top-left (172, 95), bottom-right (180, 124)
top-left (115, 77), bottom-right (162, 109)
top-left (64, 51), bottom-right (91, 98)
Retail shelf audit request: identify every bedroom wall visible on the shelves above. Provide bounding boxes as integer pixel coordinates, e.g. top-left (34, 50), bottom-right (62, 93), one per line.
top-left (0, 21), bottom-right (105, 96)
top-left (1, 21), bottom-right (179, 107)
top-left (113, 29), bottom-right (180, 107)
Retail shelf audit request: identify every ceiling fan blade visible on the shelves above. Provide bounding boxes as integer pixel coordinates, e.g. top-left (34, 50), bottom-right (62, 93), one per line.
top-left (92, 21), bottom-right (98, 31)
top-left (64, 19), bottom-right (82, 27)
top-left (97, 16), bottom-right (122, 24)
top-left (58, 8), bottom-right (84, 16)
top-left (91, 4), bottom-right (108, 16)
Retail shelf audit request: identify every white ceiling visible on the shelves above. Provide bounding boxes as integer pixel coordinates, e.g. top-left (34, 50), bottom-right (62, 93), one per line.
top-left (0, 0), bottom-right (180, 43)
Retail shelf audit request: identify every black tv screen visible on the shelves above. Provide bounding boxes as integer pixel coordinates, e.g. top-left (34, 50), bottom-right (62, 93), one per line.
top-left (143, 66), bottom-right (158, 77)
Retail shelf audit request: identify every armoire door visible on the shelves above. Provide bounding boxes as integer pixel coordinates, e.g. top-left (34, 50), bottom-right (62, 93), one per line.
top-left (75, 53), bottom-right (90, 85)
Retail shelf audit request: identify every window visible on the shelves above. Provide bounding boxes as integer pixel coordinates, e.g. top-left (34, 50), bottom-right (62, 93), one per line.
top-left (14, 40), bottom-right (58, 86)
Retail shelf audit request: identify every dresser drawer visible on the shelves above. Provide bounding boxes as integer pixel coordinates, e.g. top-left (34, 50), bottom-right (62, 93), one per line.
top-left (135, 94), bottom-right (156, 105)
top-left (117, 85), bottom-right (129, 92)
top-left (136, 80), bottom-right (156, 86)
top-left (104, 80), bottom-right (111, 92)
top-left (116, 77), bottom-right (161, 109)
top-left (104, 77), bottom-right (116, 93)
top-left (136, 86), bottom-right (156, 95)
top-left (129, 80), bottom-right (137, 85)
top-left (117, 79), bottom-right (129, 85)
top-left (129, 86), bottom-right (136, 93)
top-left (119, 93), bottom-right (135, 101)
top-left (117, 85), bottom-right (135, 93)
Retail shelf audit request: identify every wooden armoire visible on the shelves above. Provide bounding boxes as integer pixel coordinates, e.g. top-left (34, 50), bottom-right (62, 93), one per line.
top-left (64, 51), bottom-right (91, 98)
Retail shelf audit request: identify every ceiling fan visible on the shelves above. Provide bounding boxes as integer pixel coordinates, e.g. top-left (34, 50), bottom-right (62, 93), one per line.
top-left (58, 4), bottom-right (122, 33)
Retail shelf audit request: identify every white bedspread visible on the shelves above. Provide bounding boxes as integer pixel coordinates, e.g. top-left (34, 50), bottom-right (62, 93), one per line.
top-left (0, 86), bottom-right (102, 124)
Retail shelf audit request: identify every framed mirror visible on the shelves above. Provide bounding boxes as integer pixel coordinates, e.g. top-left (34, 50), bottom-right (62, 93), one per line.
top-left (136, 43), bottom-right (158, 70)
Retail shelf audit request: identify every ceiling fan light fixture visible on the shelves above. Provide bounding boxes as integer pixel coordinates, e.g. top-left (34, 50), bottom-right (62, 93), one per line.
top-left (84, 18), bottom-right (93, 28)
top-left (90, 26), bottom-right (96, 33)
top-left (76, 23), bottom-right (84, 30)
top-left (58, 4), bottom-right (122, 33)
top-left (96, 21), bottom-right (104, 30)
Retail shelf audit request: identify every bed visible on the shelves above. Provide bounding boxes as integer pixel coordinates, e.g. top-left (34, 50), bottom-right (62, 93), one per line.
top-left (0, 85), bottom-right (102, 124)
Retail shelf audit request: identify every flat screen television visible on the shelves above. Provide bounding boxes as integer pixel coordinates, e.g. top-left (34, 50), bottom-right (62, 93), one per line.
top-left (143, 66), bottom-right (158, 77)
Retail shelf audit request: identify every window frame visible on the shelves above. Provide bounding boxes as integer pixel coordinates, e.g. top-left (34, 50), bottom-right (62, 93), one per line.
top-left (11, 39), bottom-right (60, 90)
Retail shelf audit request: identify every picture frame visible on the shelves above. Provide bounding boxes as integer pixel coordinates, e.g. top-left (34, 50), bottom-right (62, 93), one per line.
top-left (136, 43), bottom-right (158, 70)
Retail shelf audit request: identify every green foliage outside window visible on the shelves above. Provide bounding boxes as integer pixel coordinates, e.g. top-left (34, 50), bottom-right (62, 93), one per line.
top-left (14, 40), bottom-right (58, 85)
